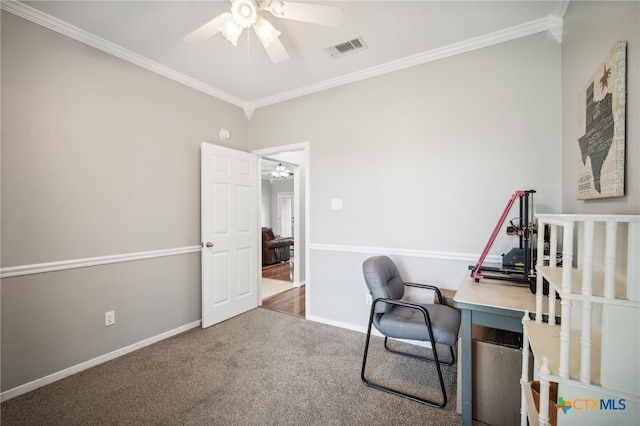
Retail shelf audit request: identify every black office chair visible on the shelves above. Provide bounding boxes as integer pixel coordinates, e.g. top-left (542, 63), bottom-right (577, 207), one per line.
top-left (361, 256), bottom-right (461, 408)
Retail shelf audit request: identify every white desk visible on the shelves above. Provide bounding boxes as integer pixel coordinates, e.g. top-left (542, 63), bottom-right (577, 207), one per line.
top-left (454, 275), bottom-right (545, 426)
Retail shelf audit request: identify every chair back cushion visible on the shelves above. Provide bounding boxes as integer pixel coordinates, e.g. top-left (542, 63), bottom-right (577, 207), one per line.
top-left (262, 227), bottom-right (275, 241)
top-left (362, 256), bottom-right (405, 314)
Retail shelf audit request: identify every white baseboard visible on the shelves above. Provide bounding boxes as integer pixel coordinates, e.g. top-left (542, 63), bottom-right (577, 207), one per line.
top-left (1, 320), bottom-right (201, 402)
top-left (306, 314), bottom-right (368, 334)
top-left (306, 314), bottom-right (433, 349)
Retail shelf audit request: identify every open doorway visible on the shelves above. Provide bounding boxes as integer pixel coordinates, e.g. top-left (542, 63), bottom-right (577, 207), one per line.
top-left (260, 160), bottom-right (295, 301)
top-left (254, 143), bottom-right (309, 318)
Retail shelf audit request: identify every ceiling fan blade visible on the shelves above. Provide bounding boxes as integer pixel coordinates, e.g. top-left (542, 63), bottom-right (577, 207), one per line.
top-left (265, 1), bottom-right (343, 26)
top-left (184, 12), bottom-right (232, 42)
top-left (264, 37), bottom-right (290, 63)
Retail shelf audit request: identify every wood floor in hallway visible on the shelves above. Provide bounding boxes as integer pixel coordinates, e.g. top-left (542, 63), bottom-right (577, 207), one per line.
top-left (261, 261), bottom-right (294, 281)
top-left (261, 261), bottom-right (305, 317)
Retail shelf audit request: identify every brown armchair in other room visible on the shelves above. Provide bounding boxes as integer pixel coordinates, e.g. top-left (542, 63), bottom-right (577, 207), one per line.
top-left (261, 227), bottom-right (293, 266)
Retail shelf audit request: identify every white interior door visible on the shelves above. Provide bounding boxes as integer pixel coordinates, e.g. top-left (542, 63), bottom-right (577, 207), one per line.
top-left (201, 142), bottom-right (258, 328)
top-left (277, 192), bottom-right (293, 238)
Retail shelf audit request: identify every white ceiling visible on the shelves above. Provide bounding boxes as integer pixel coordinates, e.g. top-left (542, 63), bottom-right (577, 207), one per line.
top-left (7, 1), bottom-right (567, 113)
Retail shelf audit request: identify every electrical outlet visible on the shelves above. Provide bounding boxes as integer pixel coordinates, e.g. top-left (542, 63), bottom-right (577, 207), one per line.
top-left (105, 310), bottom-right (115, 326)
top-left (365, 293), bottom-right (372, 306)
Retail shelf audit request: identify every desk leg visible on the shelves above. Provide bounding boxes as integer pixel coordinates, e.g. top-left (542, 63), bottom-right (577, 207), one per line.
top-left (461, 309), bottom-right (472, 426)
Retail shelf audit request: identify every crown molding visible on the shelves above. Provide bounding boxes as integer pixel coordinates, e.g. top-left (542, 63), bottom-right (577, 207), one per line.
top-left (547, 15), bottom-right (564, 43)
top-left (1, 0), bottom-right (246, 109)
top-left (251, 17), bottom-right (552, 109)
top-left (3, 1), bottom-right (561, 116)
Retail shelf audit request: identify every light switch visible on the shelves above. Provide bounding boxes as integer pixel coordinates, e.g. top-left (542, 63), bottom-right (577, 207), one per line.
top-left (331, 198), bottom-right (343, 210)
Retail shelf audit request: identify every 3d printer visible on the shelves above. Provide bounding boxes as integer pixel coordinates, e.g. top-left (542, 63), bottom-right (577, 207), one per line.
top-left (469, 190), bottom-right (540, 287)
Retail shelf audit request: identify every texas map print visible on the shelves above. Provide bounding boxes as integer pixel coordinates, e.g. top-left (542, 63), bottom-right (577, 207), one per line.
top-left (577, 41), bottom-right (626, 200)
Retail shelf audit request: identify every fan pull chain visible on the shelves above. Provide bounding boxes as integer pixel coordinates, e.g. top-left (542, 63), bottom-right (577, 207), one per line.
top-left (246, 30), bottom-right (251, 64)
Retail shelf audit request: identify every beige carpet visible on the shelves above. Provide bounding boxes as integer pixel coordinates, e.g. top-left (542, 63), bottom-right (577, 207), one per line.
top-left (1, 308), bottom-right (462, 425)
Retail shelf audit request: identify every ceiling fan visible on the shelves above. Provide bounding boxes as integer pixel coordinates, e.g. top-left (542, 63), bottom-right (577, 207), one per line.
top-left (184, 0), bottom-right (343, 64)
top-left (261, 158), bottom-right (296, 179)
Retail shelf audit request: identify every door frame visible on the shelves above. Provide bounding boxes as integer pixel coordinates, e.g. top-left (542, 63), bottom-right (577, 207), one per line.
top-left (253, 142), bottom-right (310, 317)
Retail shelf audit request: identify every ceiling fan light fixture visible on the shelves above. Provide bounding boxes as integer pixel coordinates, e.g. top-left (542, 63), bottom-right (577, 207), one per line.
top-left (270, 170), bottom-right (290, 179)
top-left (253, 18), bottom-right (281, 48)
top-left (220, 18), bottom-right (243, 46)
top-left (231, 0), bottom-right (258, 28)
top-left (269, 163), bottom-right (292, 179)
top-left (186, 0), bottom-right (344, 64)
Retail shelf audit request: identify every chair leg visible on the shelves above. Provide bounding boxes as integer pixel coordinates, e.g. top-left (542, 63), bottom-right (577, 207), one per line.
top-left (361, 312), bottom-right (450, 408)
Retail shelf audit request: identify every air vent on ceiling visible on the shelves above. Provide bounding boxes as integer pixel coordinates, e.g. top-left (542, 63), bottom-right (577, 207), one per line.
top-left (325, 36), bottom-right (368, 59)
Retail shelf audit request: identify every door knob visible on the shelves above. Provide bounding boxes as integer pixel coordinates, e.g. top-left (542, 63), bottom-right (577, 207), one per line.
top-left (205, 242), bottom-right (214, 248)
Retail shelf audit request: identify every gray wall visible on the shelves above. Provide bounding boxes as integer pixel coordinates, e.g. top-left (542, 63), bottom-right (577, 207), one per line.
top-left (1, 12), bottom-right (248, 392)
top-left (3, 1), bottom-right (639, 397)
top-left (248, 32), bottom-right (563, 328)
top-left (261, 179), bottom-right (273, 227)
top-left (561, 1), bottom-right (639, 214)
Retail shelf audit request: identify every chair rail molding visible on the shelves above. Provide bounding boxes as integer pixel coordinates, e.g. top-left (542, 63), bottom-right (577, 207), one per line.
top-left (0, 246), bottom-right (202, 279)
top-left (308, 243), bottom-right (501, 264)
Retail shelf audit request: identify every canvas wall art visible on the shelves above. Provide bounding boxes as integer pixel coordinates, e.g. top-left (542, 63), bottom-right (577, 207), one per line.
top-left (577, 41), bottom-right (626, 200)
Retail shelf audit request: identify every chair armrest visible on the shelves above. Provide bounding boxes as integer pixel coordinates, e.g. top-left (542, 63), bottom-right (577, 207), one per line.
top-left (266, 239), bottom-right (293, 249)
top-left (372, 298), bottom-right (432, 322)
top-left (404, 282), bottom-right (443, 304)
